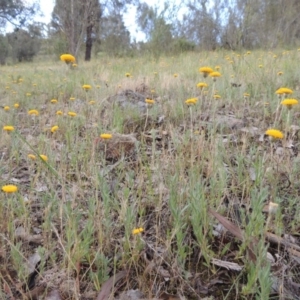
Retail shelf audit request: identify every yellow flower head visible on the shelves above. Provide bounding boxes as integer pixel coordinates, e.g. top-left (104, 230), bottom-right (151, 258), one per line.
top-left (69, 97), bottom-right (75, 101)
top-left (3, 126), bottom-right (14, 132)
top-left (40, 155), bottom-right (48, 161)
top-left (185, 98), bottom-right (198, 105)
top-left (14, 103), bottom-right (19, 108)
top-left (51, 125), bottom-right (59, 133)
top-left (197, 82), bottom-right (208, 89)
top-left (145, 99), bottom-right (155, 105)
top-left (100, 133), bottom-right (112, 139)
top-left (4, 106), bottom-right (10, 111)
top-left (2, 185), bottom-right (18, 193)
top-left (50, 99), bottom-right (58, 104)
top-left (213, 94), bottom-right (221, 99)
top-left (209, 71), bottom-right (222, 78)
top-left (28, 154), bottom-right (36, 160)
top-left (96, 85), bottom-right (101, 88)
top-left (82, 84), bottom-right (92, 91)
top-left (243, 93), bottom-right (250, 98)
top-left (68, 111), bottom-right (77, 117)
top-left (26, 93), bottom-right (31, 96)
top-left (89, 100), bottom-right (96, 105)
top-left (60, 54), bottom-right (76, 64)
top-left (125, 73), bottom-right (131, 77)
top-left (281, 98), bottom-right (298, 109)
top-left (173, 73), bottom-right (178, 77)
top-left (265, 129), bottom-right (284, 139)
top-left (28, 109), bottom-right (39, 116)
top-left (132, 227), bottom-right (144, 235)
top-left (56, 110), bottom-right (63, 116)
top-left (199, 67), bottom-right (214, 77)
top-left (215, 65), bottom-right (221, 70)
top-left (275, 87), bottom-right (293, 95)
top-left (72, 63), bottom-right (77, 68)
top-left (277, 71), bottom-right (283, 76)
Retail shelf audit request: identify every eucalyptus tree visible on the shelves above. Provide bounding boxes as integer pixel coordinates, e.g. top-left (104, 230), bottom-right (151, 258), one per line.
top-left (0, 0), bottom-right (38, 27)
top-left (51, 0), bottom-right (137, 61)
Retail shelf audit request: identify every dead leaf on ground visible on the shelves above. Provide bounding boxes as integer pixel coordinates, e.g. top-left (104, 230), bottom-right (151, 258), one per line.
top-left (209, 208), bottom-right (256, 262)
top-left (14, 226), bottom-right (43, 244)
top-left (44, 289), bottom-right (62, 300)
top-left (96, 270), bottom-right (127, 300)
top-left (211, 258), bottom-right (243, 271)
top-left (118, 289), bottom-right (144, 300)
top-left (209, 209), bottom-right (243, 240)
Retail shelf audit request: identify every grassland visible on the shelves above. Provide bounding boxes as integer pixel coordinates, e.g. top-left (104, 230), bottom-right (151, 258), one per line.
top-left (1, 50), bottom-right (300, 299)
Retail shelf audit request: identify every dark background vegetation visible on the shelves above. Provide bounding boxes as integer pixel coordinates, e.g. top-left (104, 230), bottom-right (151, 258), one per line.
top-left (1, 0), bottom-right (300, 62)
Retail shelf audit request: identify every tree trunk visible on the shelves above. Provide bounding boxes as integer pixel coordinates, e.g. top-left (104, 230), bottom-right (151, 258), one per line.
top-left (85, 23), bottom-right (93, 61)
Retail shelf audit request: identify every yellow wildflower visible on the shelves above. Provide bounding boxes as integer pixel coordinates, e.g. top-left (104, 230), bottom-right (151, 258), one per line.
top-left (132, 227), bottom-right (144, 235)
top-left (197, 82), bottom-right (208, 89)
top-left (4, 106), bottom-right (10, 111)
top-left (100, 133), bottom-right (112, 139)
top-left (28, 154), bottom-right (36, 160)
top-left (89, 100), bottom-right (96, 105)
top-left (277, 71), bottom-right (283, 76)
top-left (173, 73), bottom-right (178, 77)
top-left (213, 94), bottom-right (221, 99)
top-left (125, 73), bottom-right (131, 77)
top-left (50, 99), bottom-right (58, 104)
top-left (68, 112), bottom-right (77, 117)
top-left (275, 87), bottom-right (293, 95)
top-left (26, 93), bottom-right (31, 96)
top-left (40, 155), bottom-right (48, 161)
top-left (72, 63), bottom-right (77, 68)
top-left (82, 84), bottom-right (92, 91)
top-left (185, 98), bottom-right (197, 105)
top-left (210, 71), bottom-right (222, 78)
top-left (265, 129), bottom-right (284, 139)
top-left (51, 125), bottom-right (59, 133)
top-left (215, 66), bottom-right (221, 70)
top-left (145, 99), bottom-right (155, 105)
top-left (243, 93), bottom-right (250, 98)
top-left (199, 67), bottom-right (214, 77)
top-left (60, 54), bottom-right (76, 64)
top-left (2, 185), bottom-right (18, 193)
top-left (281, 98), bottom-right (298, 109)
top-left (3, 126), bottom-right (14, 132)
top-left (56, 110), bottom-right (63, 116)
top-left (69, 97), bottom-right (75, 101)
top-left (14, 103), bottom-right (19, 108)
top-left (28, 109), bottom-right (39, 116)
